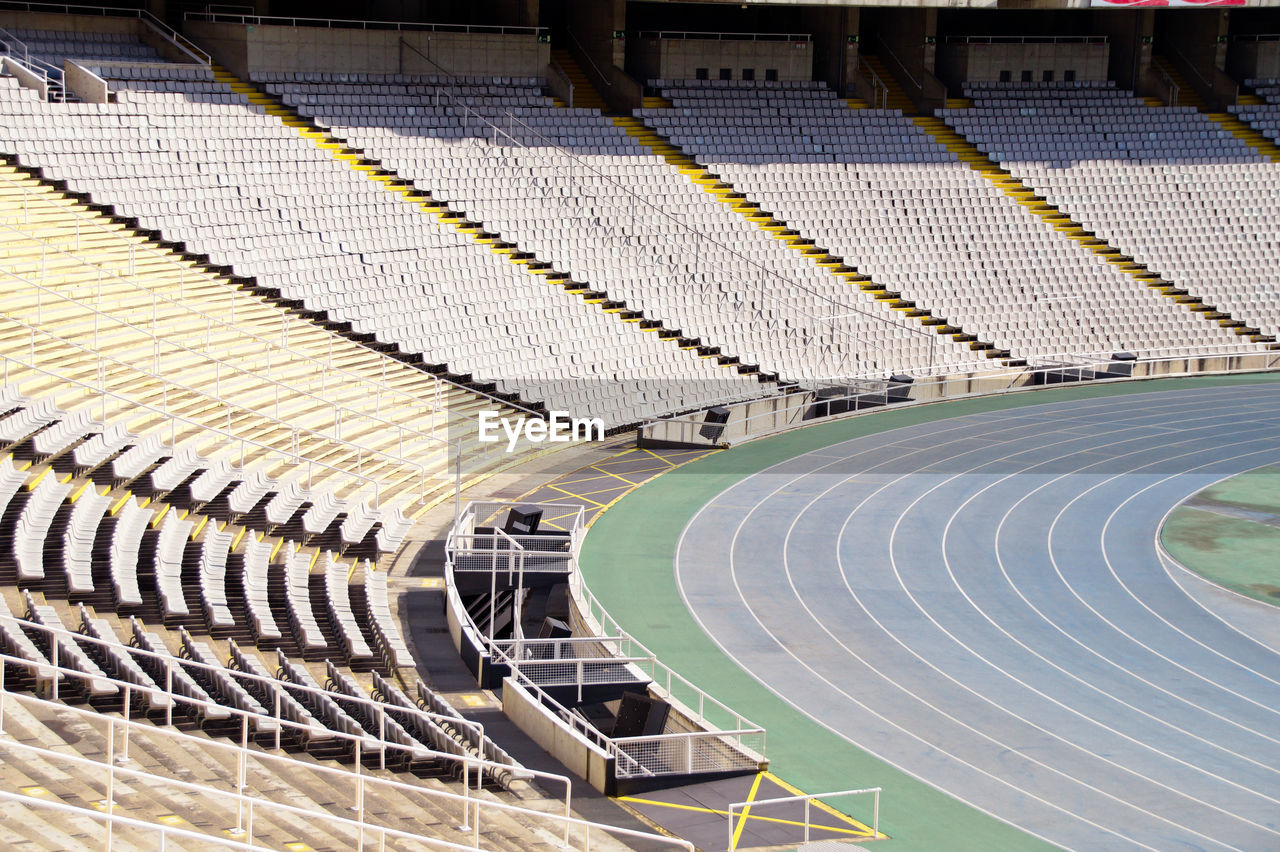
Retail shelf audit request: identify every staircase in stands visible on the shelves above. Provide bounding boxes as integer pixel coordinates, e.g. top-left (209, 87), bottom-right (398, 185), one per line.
top-left (550, 48), bottom-right (607, 111)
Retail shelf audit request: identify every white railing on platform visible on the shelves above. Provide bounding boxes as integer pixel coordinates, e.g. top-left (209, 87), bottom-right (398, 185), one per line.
top-left (727, 788), bottom-right (883, 851)
top-left (448, 500), bottom-right (767, 780)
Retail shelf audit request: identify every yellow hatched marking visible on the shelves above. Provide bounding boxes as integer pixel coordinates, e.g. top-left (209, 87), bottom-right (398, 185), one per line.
top-left (763, 771), bottom-right (880, 837)
top-left (731, 771), bottom-right (765, 849)
top-left (617, 796), bottom-right (869, 836)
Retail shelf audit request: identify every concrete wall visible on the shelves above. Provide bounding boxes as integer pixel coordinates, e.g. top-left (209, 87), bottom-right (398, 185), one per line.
top-left (940, 41), bottom-right (1109, 85)
top-left (0, 11), bottom-right (138, 37)
top-left (631, 36), bottom-right (813, 83)
top-left (185, 21), bottom-right (548, 79)
top-left (800, 5), bottom-right (858, 94)
top-left (1, 56), bottom-right (47, 100)
top-left (564, 0), bottom-right (642, 113)
top-left (502, 677), bottom-right (614, 794)
top-left (63, 60), bottom-right (108, 103)
top-left (1229, 40), bottom-right (1280, 81)
top-left (1091, 9), bottom-right (1152, 91)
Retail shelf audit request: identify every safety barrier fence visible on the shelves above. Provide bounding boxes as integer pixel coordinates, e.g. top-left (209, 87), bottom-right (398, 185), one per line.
top-left (639, 344), bottom-right (1280, 448)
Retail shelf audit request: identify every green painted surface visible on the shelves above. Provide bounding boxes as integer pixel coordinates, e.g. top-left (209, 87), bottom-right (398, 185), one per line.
top-left (1162, 465), bottom-right (1280, 607)
top-left (580, 374), bottom-right (1280, 851)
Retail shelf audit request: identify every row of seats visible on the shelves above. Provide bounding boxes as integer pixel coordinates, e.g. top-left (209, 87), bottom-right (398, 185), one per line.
top-left (943, 82), bottom-right (1280, 339)
top-left (0, 64), bottom-right (754, 426)
top-left (0, 387), bottom-right (410, 558)
top-left (0, 586), bottom-right (517, 785)
top-left (274, 72), bottom-right (978, 379)
top-left (645, 79), bottom-right (1238, 361)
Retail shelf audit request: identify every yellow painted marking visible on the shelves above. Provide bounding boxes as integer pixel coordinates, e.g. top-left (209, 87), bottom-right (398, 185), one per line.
top-left (230, 527), bottom-right (246, 550)
top-left (639, 447), bottom-right (681, 467)
top-left (537, 511), bottom-right (583, 524)
top-left (269, 538), bottom-right (283, 561)
top-left (284, 843), bottom-right (313, 852)
top-left (547, 484), bottom-right (607, 508)
top-left (27, 466), bottom-right (50, 489)
top-left (347, 559), bottom-right (358, 582)
top-left (308, 549), bottom-right (320, 570)
top-left (458, 693), bottom-right (487, 707)
top-left (617, 796), bottom-right (869, 836)
top-left (586, 465), bottom-right (642, 488)
top-left (109, 494), bottom-right (130, 516)
top-left (763, 771), bottom-right (880, 837)
top-left (419, 577), bottom-right (444, 589)
top-left (731, 771), bottom-right (765, 849)
top-left (150, 503), bottom-right (170, 526)
top-left (69, 481), bottom-right (91, 503)
top-left (19, 786), bottom-right (48, 796)
top-left (157, 814), bottom-right (184, 826)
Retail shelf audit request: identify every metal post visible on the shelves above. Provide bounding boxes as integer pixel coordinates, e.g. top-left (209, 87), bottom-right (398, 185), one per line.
top-left (105, 719), bottom-right (115, 852)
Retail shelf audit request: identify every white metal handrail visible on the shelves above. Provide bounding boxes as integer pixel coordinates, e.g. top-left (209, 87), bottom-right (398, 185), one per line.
top-left (0, 622), bottom-right (567, 809)
top-left (874, 36), bottom-right (920, 91)
top-left (0, 784), bottom-right (271, 851)
top-left (727, 788), bottom-right (882, 851)
top-left (0, 167), bottom-right (537, 420)
top-left (567, 29), bottom-right (611, 90)
top-left (0, 305), bottom-right (433, 500)
top-left (0, 1), bottom-right (210, 65)
top-left (450, 500), bottom-right (768, 779)
top-left (0, 661), bottom-right (694, 852)
top-left (183, 10), bottom-right (545, 37)
top-left (548, 57), bottom-right (574, 108)
top-left (946, 35), bottom-right (1108, 45)
top-left (0, 730), bottom-right (501, 852)
top-left (636, 31), bottom-right (811, 43)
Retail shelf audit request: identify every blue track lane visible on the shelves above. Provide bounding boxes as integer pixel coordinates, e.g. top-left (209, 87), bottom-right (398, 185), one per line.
top-left (675, 385), bottom-right (1280, 851)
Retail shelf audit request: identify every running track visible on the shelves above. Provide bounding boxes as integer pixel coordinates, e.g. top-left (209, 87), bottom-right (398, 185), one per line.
top-left (674, 385), bottom-right (1280, 851)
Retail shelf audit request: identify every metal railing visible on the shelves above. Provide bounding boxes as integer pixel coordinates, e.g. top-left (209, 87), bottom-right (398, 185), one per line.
top-left (862, 58), bottom-right (889, 109)
top-left (329, 44), bottom-right (937, 380)
top-left (0, 1), bottom-right (210, 65)
top-left (636, 31), bottom-right (811, 43)
top-left (638, 344), bottom-right (1279, 448)
top-left (874, 35), bottom-right (920, 92)
top-left (0, 651), bottom-right (681, 852)
top-left (727, 788), bottom-right (883, 851)
top-left (0, 785), bottom-right (270, 851)
top-left (567, 29), bottom-right (611, 92)
top-left (945, 35), bottom-right (1108, 45)
top-left (183, 10), bottom-right (545, 38)
top-left (448, 500), bottom-right (767, 780)
top-left (548, 56), bottom-right (575, 108)
top-left (1155, 62), bottom-right (1180, 108)
top-left (0, 620), bottom-right (570, 807)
